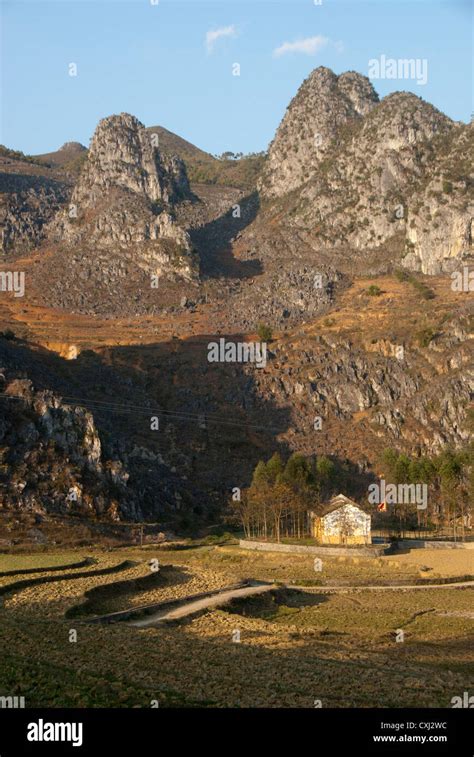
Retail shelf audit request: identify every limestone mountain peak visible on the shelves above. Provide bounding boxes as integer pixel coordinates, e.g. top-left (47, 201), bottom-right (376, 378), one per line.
top-left (73, 112), bottom-right (190, 208)
top-left (259, 66), bottom-right (379, 198)
top-left (37, 111), bottom-right (198, 308)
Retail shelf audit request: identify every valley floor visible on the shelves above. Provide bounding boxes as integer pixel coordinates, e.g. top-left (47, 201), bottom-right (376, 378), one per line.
top-left (0, 543), bottom-right (472, 708)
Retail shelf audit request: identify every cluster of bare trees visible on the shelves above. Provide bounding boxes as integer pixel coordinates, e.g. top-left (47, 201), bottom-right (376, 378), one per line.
top-left (232, 481), bottom-right (313, 542)
top-left (230, 452), bottom-right (337, 542)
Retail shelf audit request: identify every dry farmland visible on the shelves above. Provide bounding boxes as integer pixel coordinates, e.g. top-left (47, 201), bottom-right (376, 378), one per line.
top-left (0, 543), bottom-right (473, 708)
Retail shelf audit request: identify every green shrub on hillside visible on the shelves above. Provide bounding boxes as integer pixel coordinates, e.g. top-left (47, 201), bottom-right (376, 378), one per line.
top-left (367, 285), bottom-right (382, 296)
top-left (257, 323), bottom-right (273, 341)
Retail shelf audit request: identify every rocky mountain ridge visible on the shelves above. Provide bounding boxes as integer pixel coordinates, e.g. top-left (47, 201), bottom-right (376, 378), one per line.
top-left (0, 66), bottom-right (471, 525)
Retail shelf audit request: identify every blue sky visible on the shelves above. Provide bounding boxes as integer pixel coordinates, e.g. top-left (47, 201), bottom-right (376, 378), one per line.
top-left (1, 0), bottom-right (472, 155)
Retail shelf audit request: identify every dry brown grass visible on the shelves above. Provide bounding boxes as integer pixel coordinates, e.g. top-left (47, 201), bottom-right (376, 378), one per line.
top-left (0, 545), bottom-right (472, 707)
top-left (385, 548), bottom-right (474, 577)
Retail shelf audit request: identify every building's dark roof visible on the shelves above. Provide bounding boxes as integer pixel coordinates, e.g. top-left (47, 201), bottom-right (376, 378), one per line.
top-left (319, 493), bottom-right (364, 517)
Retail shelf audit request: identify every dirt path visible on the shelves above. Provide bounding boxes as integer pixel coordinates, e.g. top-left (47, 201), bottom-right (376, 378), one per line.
top-left (128, 581), bottom-right (275, 628)
top-left (285, 580), bottom-right (474, 592)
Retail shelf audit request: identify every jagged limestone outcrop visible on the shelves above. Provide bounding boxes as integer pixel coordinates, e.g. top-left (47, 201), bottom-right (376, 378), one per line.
top-left (49, 113), bottom-right (198, 281)
top-left (0, 375), bottom-right (131, 518)
top-left (259, 67), bottom-right (379, 198)
top-left (255, 67), bottom-right (472, 275)
top-left (70, 113), bottom-right (188, 207)
top-left (403, 123), bottom-right (474, 274)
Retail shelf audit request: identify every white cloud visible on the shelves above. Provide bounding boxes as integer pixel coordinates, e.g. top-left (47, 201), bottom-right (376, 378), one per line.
top-left (206, 25), bottom-right (237, 55)
top-left (273, 35), bottom-right (329, 58)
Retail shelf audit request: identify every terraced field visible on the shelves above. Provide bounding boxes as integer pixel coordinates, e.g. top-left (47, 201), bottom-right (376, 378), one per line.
top-left (0, 545), bottom-right (472, 708)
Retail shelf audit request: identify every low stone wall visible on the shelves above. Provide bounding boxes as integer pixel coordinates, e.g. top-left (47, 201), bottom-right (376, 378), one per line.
top-left (395, 539), bottom-right (474, 550)
top-left (239, 539), bottom-right (389, 557)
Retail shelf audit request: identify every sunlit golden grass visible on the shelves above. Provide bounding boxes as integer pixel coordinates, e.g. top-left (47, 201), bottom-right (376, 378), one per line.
top-left (0, 553), bottom-right (87, 572)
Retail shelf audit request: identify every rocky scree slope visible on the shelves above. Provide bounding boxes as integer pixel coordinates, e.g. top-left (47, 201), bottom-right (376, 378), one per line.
top-left (0, 152), bottom-right (73, 257)
top-left (253, 326), bottom-right (472, 464)
top-left (0, 270), bottom-right (471, 524)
